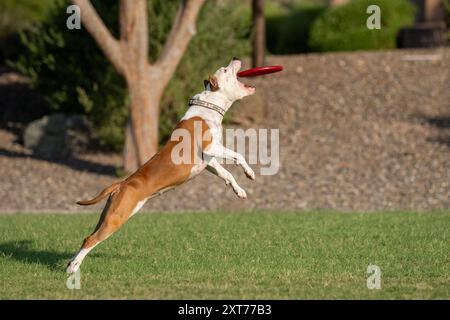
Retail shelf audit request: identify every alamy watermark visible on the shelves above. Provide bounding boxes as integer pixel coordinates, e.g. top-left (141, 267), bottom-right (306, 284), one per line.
top-left (66, 5), bottom-right (81, 30)
top-left (225, 128), bottom-right (279, 176)
top-left (66, 269), bottom-right (81, 290)
top-left (366, 265), bottom-right (381, 290)
top-left (170, 120), bottom-right (280, 176)
top-left (67, 4), bottom-right (383, 31)
top-left (366, 5), bottom-right (381, 30)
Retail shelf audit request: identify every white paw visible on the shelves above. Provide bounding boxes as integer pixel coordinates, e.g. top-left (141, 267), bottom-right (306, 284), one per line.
top-left (245, 168), bottom-right (255, 180)
top-left (234, 187), bottom-right (247, 199)
top-left (66, 260), bottom-right (80, 274)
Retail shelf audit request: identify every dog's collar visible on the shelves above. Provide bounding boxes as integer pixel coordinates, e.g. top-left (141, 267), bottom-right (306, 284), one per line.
top-left (189, 99), bottom-right (225, 116)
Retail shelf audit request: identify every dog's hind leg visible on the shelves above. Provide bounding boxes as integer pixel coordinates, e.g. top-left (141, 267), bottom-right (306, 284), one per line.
top-left (67, 189), bottom-right (137, 274)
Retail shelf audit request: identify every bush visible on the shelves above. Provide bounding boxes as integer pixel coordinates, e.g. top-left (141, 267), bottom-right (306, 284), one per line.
top-left (13, 0), bottom-right (250, 151)
top-left (0, 0), bottom-right (53, 38)
top-left (309, 0), bottom-right (416, 52)
top-left (266, 1), bottom-right (325, 54)
top-left (0, 0), bottom-right (54, 60)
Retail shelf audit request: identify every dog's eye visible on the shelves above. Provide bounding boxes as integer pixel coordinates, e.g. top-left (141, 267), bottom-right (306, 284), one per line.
top-left (223, 69), bottom-right (227, 73)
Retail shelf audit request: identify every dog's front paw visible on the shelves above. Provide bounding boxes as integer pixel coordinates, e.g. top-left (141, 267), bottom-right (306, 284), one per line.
top-left (234, 187), bottom-right (247, 199)
top-left (245, 168), bottom-right (255, 180)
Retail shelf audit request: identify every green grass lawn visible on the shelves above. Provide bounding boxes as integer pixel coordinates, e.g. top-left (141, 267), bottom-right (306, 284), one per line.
top-left (0, 211), bottom-right (448, 299)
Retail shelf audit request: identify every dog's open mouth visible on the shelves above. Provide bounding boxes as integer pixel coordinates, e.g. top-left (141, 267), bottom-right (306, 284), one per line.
top-left (237, 78), bottom-right (256, 92)
top-left (234, 60), bottom-right (256, 93)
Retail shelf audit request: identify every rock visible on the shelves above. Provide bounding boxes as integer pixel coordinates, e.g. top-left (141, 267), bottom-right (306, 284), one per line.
top-left (23, 114), bottom-right (93, 158)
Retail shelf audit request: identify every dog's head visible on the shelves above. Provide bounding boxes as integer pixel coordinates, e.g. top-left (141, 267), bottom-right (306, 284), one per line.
top-left (204, 57), bottom-right (256, 101)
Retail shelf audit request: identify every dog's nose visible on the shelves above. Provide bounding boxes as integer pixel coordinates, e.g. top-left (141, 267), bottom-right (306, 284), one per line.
top-left (232, 56), bottom-right (240, 61)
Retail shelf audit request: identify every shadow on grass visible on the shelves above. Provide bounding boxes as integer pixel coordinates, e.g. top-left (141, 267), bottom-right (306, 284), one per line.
top-left (0, 240), bottom-right (71, 271)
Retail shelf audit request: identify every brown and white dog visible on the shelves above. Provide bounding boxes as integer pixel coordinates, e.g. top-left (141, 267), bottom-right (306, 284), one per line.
top-left (67, 58), bottom-right (256, 273)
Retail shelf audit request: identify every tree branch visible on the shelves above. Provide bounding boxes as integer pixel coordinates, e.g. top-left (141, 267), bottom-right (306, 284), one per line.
top-left (72, 0), bottom-right (125, 75)
top-left (155, 0), bottom-right (205, 86)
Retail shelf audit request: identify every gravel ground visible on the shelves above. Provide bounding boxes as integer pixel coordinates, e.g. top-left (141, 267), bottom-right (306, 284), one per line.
top-left (0, 48), bottom-right (449, 213)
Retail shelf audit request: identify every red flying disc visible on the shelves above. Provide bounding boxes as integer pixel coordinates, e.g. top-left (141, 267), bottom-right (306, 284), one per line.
top-left (237, 65), bottom-right (283, 77)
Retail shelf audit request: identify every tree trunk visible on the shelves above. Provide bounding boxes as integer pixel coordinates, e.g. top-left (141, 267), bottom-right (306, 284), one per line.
top-left (123, 75), bottom-right (162, 173)
top-left (252, 0), bottom-right (265, 68)
top-left (425, 0), bottom-right (445, 22)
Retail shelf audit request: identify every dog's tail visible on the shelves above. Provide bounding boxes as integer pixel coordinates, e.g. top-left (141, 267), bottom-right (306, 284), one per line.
top-left (76, 182), bottom-right (122, 206)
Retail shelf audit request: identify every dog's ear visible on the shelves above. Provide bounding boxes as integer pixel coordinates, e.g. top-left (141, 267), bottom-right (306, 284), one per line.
top-left (204, 75), bottom-right (219, 91)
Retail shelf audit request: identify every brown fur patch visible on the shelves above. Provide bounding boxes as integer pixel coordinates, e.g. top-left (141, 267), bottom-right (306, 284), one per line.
top-left (205, 75), bottom-right (219, 91)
